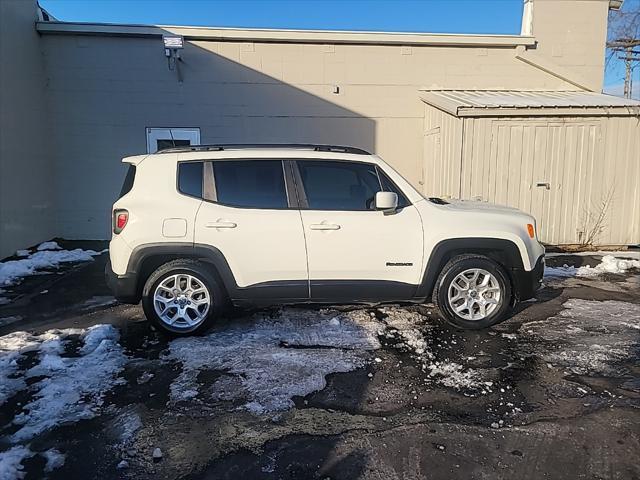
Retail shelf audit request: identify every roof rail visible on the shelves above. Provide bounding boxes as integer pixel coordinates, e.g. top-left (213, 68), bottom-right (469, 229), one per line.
top-left (157, 143), bottom-right (371, 155)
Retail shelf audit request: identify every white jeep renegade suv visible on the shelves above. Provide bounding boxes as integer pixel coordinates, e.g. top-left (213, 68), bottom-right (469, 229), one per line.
top-left (106, 144), bottom-right (545, 335)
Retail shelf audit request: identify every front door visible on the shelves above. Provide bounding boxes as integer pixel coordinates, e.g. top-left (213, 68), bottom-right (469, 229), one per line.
top-left (294, 160), bottom-right (424, 302)
top-left (194, 159), bottom-right (308, 301)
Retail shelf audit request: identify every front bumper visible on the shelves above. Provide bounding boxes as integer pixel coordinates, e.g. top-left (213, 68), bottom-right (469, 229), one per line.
top-left (512, 255), bottom-right (544, 301)
top-left (105, 260), bottom-right (140, 304)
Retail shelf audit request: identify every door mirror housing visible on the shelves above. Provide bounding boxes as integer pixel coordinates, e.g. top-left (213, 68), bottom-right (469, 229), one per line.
top-left (374, 191), bottom-right (398, 211)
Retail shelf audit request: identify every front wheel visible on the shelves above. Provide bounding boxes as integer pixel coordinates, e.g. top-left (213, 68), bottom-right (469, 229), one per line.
top-left (141, 259), bottom-right (224, 336)
top-left (433, 254), bottom-right (513, 329)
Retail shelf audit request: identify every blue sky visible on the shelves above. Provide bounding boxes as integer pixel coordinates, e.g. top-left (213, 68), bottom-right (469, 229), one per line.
top-left (40, 0), bottom-right (638, 95)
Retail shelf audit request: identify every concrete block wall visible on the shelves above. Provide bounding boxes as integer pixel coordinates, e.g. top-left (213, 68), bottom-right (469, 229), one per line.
top-left (0, 0), bottom-right (55, 258)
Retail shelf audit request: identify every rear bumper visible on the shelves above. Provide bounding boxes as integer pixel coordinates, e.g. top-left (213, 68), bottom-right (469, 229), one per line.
top-left (512, 255), bottom-right (544, 301)
top-left (105, 260), bottom-right (140, 304)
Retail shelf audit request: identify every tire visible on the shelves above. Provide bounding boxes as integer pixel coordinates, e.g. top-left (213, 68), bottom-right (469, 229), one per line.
top-left (141, 259), bottom-right (225, 336)
top-left (433, 254), bottom-right (513, 330)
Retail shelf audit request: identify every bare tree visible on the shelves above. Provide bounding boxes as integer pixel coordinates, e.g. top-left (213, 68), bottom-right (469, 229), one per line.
top-left (578, 186), bottom-right (615, 247)
top-left (607, 0), bottom-right (640, 98)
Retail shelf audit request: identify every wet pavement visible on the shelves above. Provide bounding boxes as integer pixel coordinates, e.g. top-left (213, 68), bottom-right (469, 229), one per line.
top-left (0, 242), bottom-right (639, 480)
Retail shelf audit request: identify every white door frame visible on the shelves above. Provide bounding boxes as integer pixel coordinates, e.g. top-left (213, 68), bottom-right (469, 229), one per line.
top-left (146, 127), bottom-right (201, 153)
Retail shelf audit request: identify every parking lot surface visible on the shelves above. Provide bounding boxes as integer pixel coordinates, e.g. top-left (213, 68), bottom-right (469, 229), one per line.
top-left (0, 242), bottom-right (639, 479)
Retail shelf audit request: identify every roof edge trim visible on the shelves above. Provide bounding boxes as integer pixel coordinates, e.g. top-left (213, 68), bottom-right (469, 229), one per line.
top-left (419, 91), bottom-right (640, 118)
top-left (35, 21), bottom-right (537, 47)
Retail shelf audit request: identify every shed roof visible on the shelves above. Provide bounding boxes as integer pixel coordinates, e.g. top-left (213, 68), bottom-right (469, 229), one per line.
top-left (419, 90), bottom-right (640, 117)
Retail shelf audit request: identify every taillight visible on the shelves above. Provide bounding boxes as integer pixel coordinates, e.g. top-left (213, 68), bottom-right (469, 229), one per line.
top-left (113, 209), bottom-right (128, 234)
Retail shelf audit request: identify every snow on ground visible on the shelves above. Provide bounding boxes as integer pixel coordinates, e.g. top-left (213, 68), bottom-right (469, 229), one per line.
top-left (377, 307), bottom-right (491, 392)
top-left (166, 307), bottom-right (493, 413)
top-left (36, 241), bottom-right (62, 252)
top-left (108, 407), bottom-right (143, 448)
top-left (0, 445), bottom-right (33, 480)
top-left (427, 361), bottom-right (490, 390)
top-left (0, 325), bottom-right (127, 475)
top-left (523, 299), bottom-right (640, 376)
top-left (0, 329), bottom-right (71, 405)
top-left (0, 241), bottom-right (104, 305)
top-left (545, 254), bottom-right (640, 278)
top-left (42, 448), bottom-right (65, 473)
top-left (546, 250), bottom-right (640, 259)
top-left (0, 446), bottom-right (65, 480)
top-left (9, 325), bottom-right (127, 442)
top-left (165, 308), bottom-right (382, 414)
top-left (377, 306), bottom-right (433, 358)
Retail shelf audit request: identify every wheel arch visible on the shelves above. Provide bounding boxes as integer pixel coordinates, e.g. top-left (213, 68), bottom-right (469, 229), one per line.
top-left (128, 243), bottom-right (238, 301)
top-left (416, 237), bottom-right (524, 299)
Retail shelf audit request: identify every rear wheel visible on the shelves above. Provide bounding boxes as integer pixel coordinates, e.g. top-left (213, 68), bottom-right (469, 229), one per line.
top-left (141, 259), bottom-right (224, 336)
top-left (433, 254), bottom-right (512, 329)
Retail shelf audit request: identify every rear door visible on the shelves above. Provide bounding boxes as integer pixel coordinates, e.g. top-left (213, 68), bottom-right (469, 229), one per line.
top-left (294, 160), bottom-right (424, 302)
top-left (194, 159), bottom-right (308, 301)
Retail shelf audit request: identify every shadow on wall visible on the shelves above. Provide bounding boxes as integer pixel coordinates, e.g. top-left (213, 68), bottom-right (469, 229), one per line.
top-left (176, 36), bottom-right (376, 150)
top-left (47, 30), bottom-right (375, 239)
top-left (43, 31), bottom-right (377, 477)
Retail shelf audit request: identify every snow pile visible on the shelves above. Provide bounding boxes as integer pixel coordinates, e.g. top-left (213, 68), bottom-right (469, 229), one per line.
top-left (428, 361), bottom-right (483, 390)
top-left (36, 241), bottom-right (62, 251)
top-left (0, 446), bottom-right (65, 479)
top-left (0, 241), bottom-right (103, 298)
top-left (0, 329), bottom-right (70, 405)
top-left (165, 305), bottom-right (491, 413)
top-left (11, 325), bottom-right (126, 442)
top-left (378, 307), bottom-right (432, 358)
top-left (166, 308), bottom-right (382, 414)
top-left (545, 254), bottom-right (640, 278)
top-left (109, 408), bottom-right (143, 447)
top-left (42, 449), bottom-right (65, 473)
top-left (377, 308), bottom-right (490, 392)
top-left (0, 325), bottom-right (127, 443)
top-left (523, 299), bottom-right (640, 376)
top-left (0, 446), bottom-right (33, 480)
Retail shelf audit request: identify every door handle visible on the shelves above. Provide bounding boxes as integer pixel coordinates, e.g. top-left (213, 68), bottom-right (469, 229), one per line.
top-left (309, 223), bottom-right (341, 231)
top-left (536, 182), bottom-right (550, 190)
top-left (205, 221), bottom-right (237, 229)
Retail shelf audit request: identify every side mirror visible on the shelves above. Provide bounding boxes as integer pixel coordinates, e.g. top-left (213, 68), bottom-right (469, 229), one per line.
top-left (374, 191), bottom-right (398, 212)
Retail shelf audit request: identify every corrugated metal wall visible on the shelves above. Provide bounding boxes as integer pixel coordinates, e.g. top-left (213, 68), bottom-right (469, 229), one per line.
top-left (423, 105), bottom-right (640, 245)
top-left (422, 105), bottom-right (463, 197)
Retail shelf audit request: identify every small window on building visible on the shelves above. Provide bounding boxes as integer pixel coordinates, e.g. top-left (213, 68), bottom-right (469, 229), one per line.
top-left (178, 162), bottom-right (203, 198)
top-left (146, 127), bottom-right (200, 153)
top-left (213, 160), bottom-right (288, 209)
top-left (297, 161), bottom-right (381, 211)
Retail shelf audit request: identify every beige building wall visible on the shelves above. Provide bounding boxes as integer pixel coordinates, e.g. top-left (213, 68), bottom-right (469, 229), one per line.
top-left (422, 104), bottom-right (640, 245)
top-left (40, 13), bottom-right (598, 240)
top-left (0, 0), bottom-right (55, 258)
top-left (521, 0), bottom-right (609, 92)
top-left (0, 0), bottom-right (621, 246)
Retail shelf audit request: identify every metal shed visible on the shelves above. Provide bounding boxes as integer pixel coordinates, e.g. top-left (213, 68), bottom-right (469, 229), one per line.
top-left (420, 90), bottom-right (640, 246)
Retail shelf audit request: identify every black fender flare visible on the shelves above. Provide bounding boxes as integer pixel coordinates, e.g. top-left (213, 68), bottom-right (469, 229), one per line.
top-left (127, 242), bottom-right (240, 297)
top-left (415, 237), bottom-right (525, 298)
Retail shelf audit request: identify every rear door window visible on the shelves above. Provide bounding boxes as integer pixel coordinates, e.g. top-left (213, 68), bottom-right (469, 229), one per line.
top-left (178, 162), bottom-right (204, 198)
top-left (213, 160), bottom-right (288, 209)
top-left (118, 165), bottom-right (136, 198)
